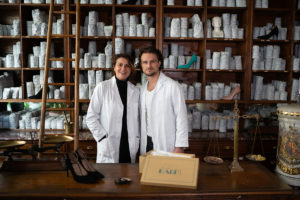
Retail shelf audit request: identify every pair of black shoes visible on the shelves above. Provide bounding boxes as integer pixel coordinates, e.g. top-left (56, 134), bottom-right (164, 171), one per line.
top-left (65, 149), bottom-right (104, 184)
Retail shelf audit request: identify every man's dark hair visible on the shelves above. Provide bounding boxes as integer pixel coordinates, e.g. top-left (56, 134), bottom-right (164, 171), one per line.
top-left (138, 46), bottom-right (164, 69)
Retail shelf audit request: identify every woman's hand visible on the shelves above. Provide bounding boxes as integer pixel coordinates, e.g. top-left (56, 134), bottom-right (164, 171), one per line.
top-left (173, 147), bottom-right (184, 153)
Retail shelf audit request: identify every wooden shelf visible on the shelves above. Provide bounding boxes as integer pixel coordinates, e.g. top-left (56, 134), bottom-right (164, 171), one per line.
top-left (48, 83), bottom-right (75, 86)
top-left (252, 39), bottom-right (290, 43)
top-left (21, 36), bottom-right (46, 39)
top-left (75, 3), bottom-right (112, 8)
top-left (163, 5), bottom-right (204, 12)
top-left (0, 36), bottom-right (20, 39)
top-left (21, 3), bottom-right (64, 7)
top-left (252, 70), bottom-right (289, 73)
top-left (206, 69), bottom-right (244, 72)
top-left (23, 68), bottom-right (64, 70)
top-left (206, 6), bottom-right (247, 14)
top-left (78, 99), bottom-right (90, 103)
top-left (115, 4), bottom-right (156, 12)
top-left (72, 68), bottom-right (113, 70)
top-left (186, 100), bottom-right (246, 104)
top-left (118, 36), bottom-right (156, 40)
top-left (207, 6), bottom-right (247, 10)
top-left (0, 68), bottom-right (21, 71)
top-left (46, 107), bottom-right (74, 111)
top-left (250, 100), bottom-right (289, 104)
top-left (79, 36), bottom-right (112, 39)
top-left (0, 99), bottom-right (73, 103)
top-left (0, 3), bottom-right (19, 6)
top-left (0, 128), bottom-right (72, 133)
top-left (163, 68), bottom-right (203, 72)
top-left (254, 8), bottom-right (291, 13)
top-left (1, 98), bottom-right (285, 106)
top-left (164, 37), bottom-right (204, 41)
top-left (206, 38), bottom-right (245, 42)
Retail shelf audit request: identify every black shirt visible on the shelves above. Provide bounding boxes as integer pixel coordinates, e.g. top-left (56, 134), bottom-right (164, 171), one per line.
top-left (116, 77), bottom-right (131, 163)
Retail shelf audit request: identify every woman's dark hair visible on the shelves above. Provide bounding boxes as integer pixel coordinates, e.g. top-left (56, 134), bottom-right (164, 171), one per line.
top-left (138, 46), bottom-right (163, 70)
top-left (112, 53), bottom-right (136, 80)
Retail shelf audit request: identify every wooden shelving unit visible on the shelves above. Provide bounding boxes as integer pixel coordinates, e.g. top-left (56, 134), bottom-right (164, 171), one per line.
top-left (0, 0), bottom-right (299, 161)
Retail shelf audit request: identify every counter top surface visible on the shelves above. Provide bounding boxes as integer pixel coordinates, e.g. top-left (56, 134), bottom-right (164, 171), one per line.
top-left (0, 160), bottom-right (293, 199)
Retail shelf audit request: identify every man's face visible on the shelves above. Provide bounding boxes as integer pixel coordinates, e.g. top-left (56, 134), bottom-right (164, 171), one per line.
top-left (140, 53), bottom-right (161, 77)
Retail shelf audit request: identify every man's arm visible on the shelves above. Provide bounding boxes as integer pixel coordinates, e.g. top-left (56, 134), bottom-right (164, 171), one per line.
top-left (172, 83), bottom-right (189, 150)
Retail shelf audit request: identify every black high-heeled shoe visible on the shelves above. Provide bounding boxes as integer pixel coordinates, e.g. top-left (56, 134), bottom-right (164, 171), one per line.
top-left (28, 86), bottom-right (49, 99)
top-left (122, 0), bottom-right (138, 5)
top-left (65, 152), bottom-right (97, 183)
top-left (75, 148), bottom-right (104, 180)
top-left (257, 26), bottom-right (279, 40)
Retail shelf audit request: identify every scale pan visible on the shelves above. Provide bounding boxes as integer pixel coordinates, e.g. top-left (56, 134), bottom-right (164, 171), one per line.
top-left (246, 154), bottom-right (266, 162)
top-left (0, 141), bottom-right (26, 149)
top-left (44, 135), bottom-right (74, 144)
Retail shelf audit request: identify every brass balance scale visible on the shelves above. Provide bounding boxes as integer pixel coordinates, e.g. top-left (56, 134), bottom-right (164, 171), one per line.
top-left (0, 135), bottom-right (73, 171)
top-left (203, 115), bottom-right (224, 165)
top-left (203, 100), bottom-right (266, 172)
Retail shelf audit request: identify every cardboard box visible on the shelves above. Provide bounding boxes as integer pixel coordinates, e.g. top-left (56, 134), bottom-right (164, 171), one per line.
top-left (140, 155), bottom-right (199, 189)
top-left (139, 151), bottom-right (153, 173)
top-left (139, 151), bottom-right (195, 173)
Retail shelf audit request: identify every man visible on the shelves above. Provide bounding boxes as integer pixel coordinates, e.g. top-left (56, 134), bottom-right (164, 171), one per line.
top-left (139, 46), bottom-right (188, 155)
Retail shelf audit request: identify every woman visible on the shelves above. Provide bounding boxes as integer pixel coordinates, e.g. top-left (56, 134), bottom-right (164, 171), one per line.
top-left (86, 54), bottom-right (140, 163)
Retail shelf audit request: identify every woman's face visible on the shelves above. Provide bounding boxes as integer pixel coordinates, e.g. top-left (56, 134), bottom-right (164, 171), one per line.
top-left (114, 57), bottom-right (131, 81)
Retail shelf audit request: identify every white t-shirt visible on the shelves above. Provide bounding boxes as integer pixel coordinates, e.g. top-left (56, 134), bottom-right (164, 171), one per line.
top-left (145, 89), bottom-right (154, 137)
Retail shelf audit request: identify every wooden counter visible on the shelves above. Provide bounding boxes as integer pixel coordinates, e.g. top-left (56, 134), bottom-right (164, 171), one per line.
top-left (0, 161), bottom-right (293, 200)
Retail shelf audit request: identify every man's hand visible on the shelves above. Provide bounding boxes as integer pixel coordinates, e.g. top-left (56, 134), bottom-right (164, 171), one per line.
top-left (173, 147), bottom-right (184, 153)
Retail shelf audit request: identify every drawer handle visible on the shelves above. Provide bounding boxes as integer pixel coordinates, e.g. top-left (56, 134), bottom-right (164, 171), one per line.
top-left (224, 145), bottom-right (233, 150)
top-left (86, 146), bottom-right (93, 150)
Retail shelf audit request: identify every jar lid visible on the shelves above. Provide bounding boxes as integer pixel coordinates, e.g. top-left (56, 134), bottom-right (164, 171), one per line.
top-left (277, 104), bottom-right (300, 116)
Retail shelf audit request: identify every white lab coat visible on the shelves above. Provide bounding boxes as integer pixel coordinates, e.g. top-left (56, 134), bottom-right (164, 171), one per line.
top-left (140, 72), bottom-right (189, 155)
top-left (86, 76), bottom-right (140, 163)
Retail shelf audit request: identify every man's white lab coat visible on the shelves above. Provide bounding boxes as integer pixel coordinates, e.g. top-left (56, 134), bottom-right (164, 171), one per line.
top-left (140, 72), bottom-right (188, 155)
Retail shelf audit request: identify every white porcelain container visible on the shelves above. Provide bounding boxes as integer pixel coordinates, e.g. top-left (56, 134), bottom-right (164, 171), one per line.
top-left (276, 103), bottom-right (300, 186)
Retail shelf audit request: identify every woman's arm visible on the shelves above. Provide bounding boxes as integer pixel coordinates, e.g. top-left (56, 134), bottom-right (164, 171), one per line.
top-left (86, 84), bottom-right (108, 142)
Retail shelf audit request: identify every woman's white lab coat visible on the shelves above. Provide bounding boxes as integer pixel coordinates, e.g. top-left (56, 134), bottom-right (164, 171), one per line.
top-left (140, 72), bottom-right (188, 155)
top-left (86, 76), bottom-right (140, 163)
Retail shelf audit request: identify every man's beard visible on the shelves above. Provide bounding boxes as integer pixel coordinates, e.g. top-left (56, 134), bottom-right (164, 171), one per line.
top-left (145, 72), bottom-right (156, 77)
top-left (144, 69), bottom-right (158, 77)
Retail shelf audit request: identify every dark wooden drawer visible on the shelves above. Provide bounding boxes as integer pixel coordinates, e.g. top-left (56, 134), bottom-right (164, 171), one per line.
top-left (186, 139), bottom-right (250, 159)
top-left (78, 140), bottom-right (97, 156)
